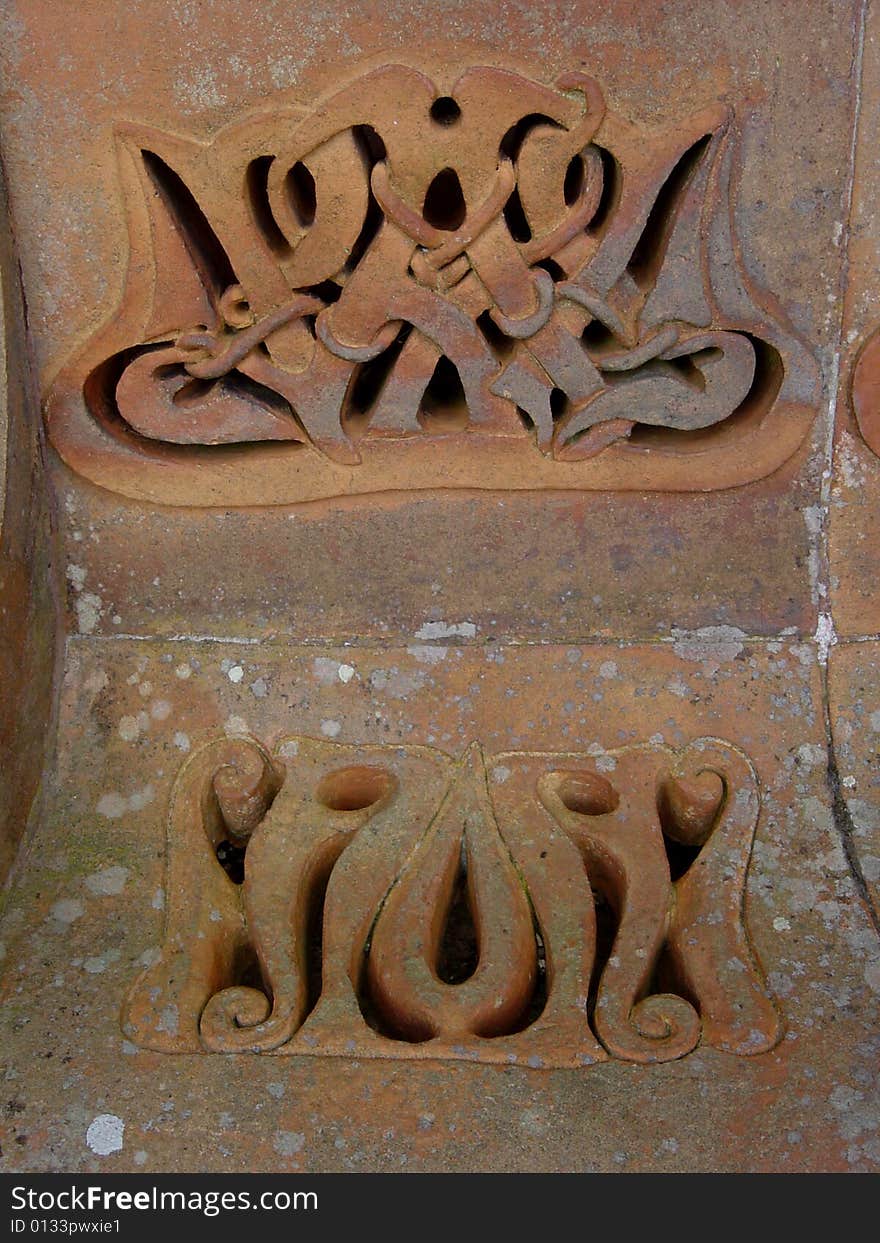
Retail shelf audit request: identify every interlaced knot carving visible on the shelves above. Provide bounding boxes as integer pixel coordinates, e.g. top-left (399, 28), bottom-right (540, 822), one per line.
top-left (46, 62), bottom-right (819, 503)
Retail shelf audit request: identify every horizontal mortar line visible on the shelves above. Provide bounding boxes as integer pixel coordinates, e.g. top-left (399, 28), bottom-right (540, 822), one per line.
top-left (66, 630), bottom-right (821, 648)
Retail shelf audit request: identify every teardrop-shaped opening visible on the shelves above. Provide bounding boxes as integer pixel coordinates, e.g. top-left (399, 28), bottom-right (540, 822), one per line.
top-left (564, 153), bottom-right (585, 206)
top-left (214, 836), bottom-right (248, 884)
top-left (246, 155), bottom-right (291, 257)
top-left (231, 942), bottom-right (266, 993)
top-left (419, 356), bottom-right (468, 431)
top-left (502, 184), bottom-right (531, 242)
top-left (285, 161), bottom-right (316, 228)
top-left (658, 770), bottom-right (723, 880)
top-left (422, 168), bottom-right (467, 231)
top-left (627, 133), bottom-right (713, 290)
top-left (435, 841), bottom-right (479, 984)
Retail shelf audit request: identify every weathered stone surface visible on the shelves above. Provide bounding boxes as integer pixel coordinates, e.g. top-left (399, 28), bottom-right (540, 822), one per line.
top-left (0, 159), bottom-right (58, 880)
top-left (0, 0), bottom-right (855, 639)
top-left (831, 0), bottom-right (880, 635)
top-left (0, 0), bottom-right (877, 1177)
top-left (55, 461), bottom-right (819, 643)
top-left (0, 640), bottom-right (877, 1171)
top-left (829, 642), bottom-right (880, 916)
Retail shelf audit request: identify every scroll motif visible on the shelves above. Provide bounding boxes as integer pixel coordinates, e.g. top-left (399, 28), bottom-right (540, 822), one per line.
top-left (122, 733), bottom-right (782, 1066)
top-left (47, 63), bottom-right (818, 505)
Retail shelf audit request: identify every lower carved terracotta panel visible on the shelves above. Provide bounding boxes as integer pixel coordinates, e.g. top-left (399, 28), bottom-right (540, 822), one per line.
top-left (124, 732), bottom-right (781, 1065)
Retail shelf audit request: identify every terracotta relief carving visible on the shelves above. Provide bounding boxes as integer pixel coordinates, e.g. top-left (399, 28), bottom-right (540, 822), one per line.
top-left (122, 733), bottom-right (781, 1066)
top-left (852, 326), bottom-right (880, 457)
top-left (47, 64), bottom-right (819, 505)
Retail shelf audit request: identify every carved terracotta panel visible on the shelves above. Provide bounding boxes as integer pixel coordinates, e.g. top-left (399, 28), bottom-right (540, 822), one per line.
top-left (1, 638), bottom-right (875, 1171)
top-left (0, 0), bottom-right (875, 1178)
top-left (46, 62), bottom-right (819, 505)
top-left (123, 733), bottom-right (779, 1064)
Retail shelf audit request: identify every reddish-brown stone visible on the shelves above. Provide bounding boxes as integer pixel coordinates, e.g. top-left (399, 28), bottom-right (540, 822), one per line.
top-left (0, 0), bottom-right (877, 1176)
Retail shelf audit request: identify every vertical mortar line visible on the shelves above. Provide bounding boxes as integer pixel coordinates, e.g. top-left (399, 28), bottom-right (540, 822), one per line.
top-left (819, 0), bottom-right (879, 930)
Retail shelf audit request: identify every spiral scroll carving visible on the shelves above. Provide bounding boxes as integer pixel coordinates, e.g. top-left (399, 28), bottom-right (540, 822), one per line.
top-left (123, 733), bottom-right (781, 1066)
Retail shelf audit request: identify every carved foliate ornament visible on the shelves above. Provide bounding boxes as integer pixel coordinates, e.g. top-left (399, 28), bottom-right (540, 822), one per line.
top-left (123, 733), bottom-right (782, 1065)
top-left (47, 64), bottom-right (819, 505)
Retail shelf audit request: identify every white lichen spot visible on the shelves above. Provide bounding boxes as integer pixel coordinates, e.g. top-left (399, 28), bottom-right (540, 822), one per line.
top-left (407, 645), bottom-right (448, 665)
top-left (127, 785), bottom-right (155, 812)
top-left (97, 793), bottom-right (127, 820)
top-left (224, 715), bottom-right (249, 736)
top-left (598, 661), bottom-right (618, 679)
top-left (66, 564), bottom-right (86, 590)
top-left (773, 916), bottom-right (792, 932)
top-left (118, 715), bottom-right (141, 743)
top-left (337, 663), bottom-right (356, 684)
top-left (86, 1114), bottom-right (124, 1156)
top-left (414, 620), bottom-right (477, 640)
top-left (795, 743), bottom-right (825, 770)
top-left (672, 626), bottom-right (746, 666)
top-left (174, 664), bottom-right (192, 680)
top-left (864, 958), bottom-right (880, 995)
top-left (150, 700), bottom-right (172, 721)
top-left (491, 766), bottom-right (511, 784)
top-left (321, 719), bottom-right (342, 738)
top-left (84, 669), bottom-right (109, 695)
top-left (151, 888), bottom-right (165, 911)
top-left (278, 739), bottom-right (300, 758)
top-left (227, 665), bottom-right (244, 684)
top-left (85, 866), bottom-right (129, 896)
top-left (837, 432), bottom-right (867, 489)
top-left (273, 1130), bottom-right (305, 1156)
top-left (173, 732), bottom-right (191, 753)
top-left (814, 612), bottom-right (838, 665)
top-left (49, 898), bottom-right (85, 925)
top-left (312, 657), bottom-right (340, 684)
top-left (250, 677), bottom-right (268, 698)
top-left (76, 593), bottom-right (103, 634)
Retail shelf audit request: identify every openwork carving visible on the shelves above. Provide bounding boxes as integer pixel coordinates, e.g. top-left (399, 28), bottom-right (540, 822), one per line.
top-left (48, 64), bottom-right (819, 505)
top-left (123, 733), bottom-right (782, 1065)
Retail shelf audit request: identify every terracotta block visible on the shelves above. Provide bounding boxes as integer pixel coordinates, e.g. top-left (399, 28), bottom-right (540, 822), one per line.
top-left (0, 0), bottom-right (854, 638)
top-left (55, 464), bottom-right (820, 643)
top-left (829, 642), bottom-right (880, 916)
top-left (0, 640), bottom-right (877, 1171)
top-left (0, 162), bottom-right (58, 880)
top-left (0, 0), bottom-right (876, 1177)
top-left (831, 0), bottom-right (880, 636)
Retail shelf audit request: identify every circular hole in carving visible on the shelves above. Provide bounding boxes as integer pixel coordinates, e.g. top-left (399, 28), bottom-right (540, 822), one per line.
top-left (557, 771), bottom-right (619, 816)
top-left (316, 766), bottom-right (394, 812)
top-left (430, 96), bottom-right (461, 126)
